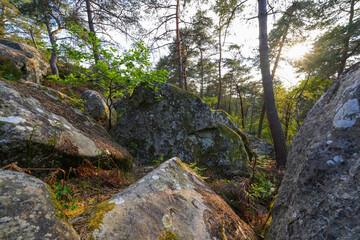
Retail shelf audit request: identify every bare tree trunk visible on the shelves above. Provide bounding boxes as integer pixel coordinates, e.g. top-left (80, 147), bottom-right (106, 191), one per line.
top-left (216, 21), bottom-right (222, 109)
top-left (236, 85), bottom-right (245, 129)
top-left (257, 102), bottom-right (265, 138)
top-left (200, 50), bottom-right (204, 99)
top-left (258, 0), bottom-right (287, 167)
top-left (45, 21), bottom-right (59, 76)
top-left (176, 0), bottom-right (183, 89)
top-left (257, 23), bottom-right (289, 138)
top-left (337, 0), bottom-right (355, 77)
top-left (85, 0), bottom-right (100, 64)
top-left (29, 29), bottom-right (38, 49)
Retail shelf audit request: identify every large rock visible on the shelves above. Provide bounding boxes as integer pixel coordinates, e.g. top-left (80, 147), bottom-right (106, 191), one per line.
top-left (71, 158), bottom-right (257, 240)
top-left (0, 40), bottom-right (48, 84)
top-left (0, 79), bottom-right (132, 170)
top-left (111, 83), bottom-right (250, 177)
top-left (81, 90), bottom-right (117, 128)
top-left (0, 170), bottom-right (79, 239)
top-left (267, 63), bottom-right (360, 239)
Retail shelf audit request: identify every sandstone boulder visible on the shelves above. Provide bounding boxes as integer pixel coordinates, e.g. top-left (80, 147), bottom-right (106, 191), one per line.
top-left (0, 40), bottom-right (48, 84)
top-left (71, 157), bottom-right (257, 240)
top-left (0, 170), bottom-right (79, 240)
top-left (0, 79), bottom-right (132, 170)
top-left (267, 63), bottom-right (360, 239)
top-left (81, 90), bottom-right (117, 128)
top-left (212, 109), bottom-right (274, 158)
top-left (111, 83), bottom-right (250, 177)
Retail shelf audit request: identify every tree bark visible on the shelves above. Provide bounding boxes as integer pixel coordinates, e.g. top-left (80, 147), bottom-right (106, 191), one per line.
top-left (257, 102), bottom-right (265, 138)
top-left (257, 22), bottom-right (289, 138)
top-left (258, 0), bottom-right (287, 167)
top-left (236, 85), bottom-right (245, 129)
top-left (176, 0), bottom-right (184, 89)
top-left (85, 0), bottom-right (100, 64)
top-left (216, 21), bottom-right (222, 109)
top-left (45, 21), bottom-right (59, 76)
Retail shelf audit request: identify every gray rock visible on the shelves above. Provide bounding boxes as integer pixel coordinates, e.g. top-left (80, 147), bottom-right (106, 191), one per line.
top-left (111, 83), bottom-right (250, 177)
top-left (0, 170), bottom-right (79, 240)
top-left (267, 63), bottom-right (360, 239)
top-left (0, 80), bottom-right (132, 170)
top-left (71, 157), bottom-right (257, 240)
top-left (0, 40), bottom-right (48, 84)
top-left (81, 90), bottom-right (117, 128)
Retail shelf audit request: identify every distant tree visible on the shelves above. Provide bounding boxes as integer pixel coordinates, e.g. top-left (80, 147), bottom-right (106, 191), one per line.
top-left (297, 0), bottom-right (360, 79)
top-left (258, 0), bottom-right (287, 167)
top-left (20, 0), bottom-right (73, 76)
top-left (213, 0), bottom-right (245, 109)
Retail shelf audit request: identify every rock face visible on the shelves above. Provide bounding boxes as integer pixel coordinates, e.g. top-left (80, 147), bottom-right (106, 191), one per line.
top-left (81, 90), bottom-right (117, 127)
top-left (111, 83), bottom-right (250, 177)
top-left (267, 63), bottom-right (360, 239)
top-left (0, 79), bottom-right (132, 170)
top-left (0, 170), bottom-right (79, 240)
top-left (72, 158), bottom-right (257, 240)
top-left (0, 40), bottom-right (48, 84)
top-left (211, 109), bottom-right (273, 158)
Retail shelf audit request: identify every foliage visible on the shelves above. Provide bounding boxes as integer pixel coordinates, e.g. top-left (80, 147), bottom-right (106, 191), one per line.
top-left (49, 24), bottom-right (168, 129)
top-left (186, 162), bottom-right (208, 179)
top-left (54, 184), bottom-right (78, 210)
top-left (249, 171), bottom-right (275, 201)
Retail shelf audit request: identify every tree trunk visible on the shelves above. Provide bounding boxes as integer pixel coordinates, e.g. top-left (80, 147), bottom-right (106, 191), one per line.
top-left (200, 50), bottom-right (204, 99)
top-left (176, 0), bottom-right (183, 89)
top-left (337, 0), bottom-right (355, 77)
top-left (85, 0), bottom-right (100, 64)
top-left (45, 22), bottom-right (59, 76)
top-left (236, 85), bottom-right (245, 129)
top-left (257, 23), bottom-right (289, 138)
top-left (216, 21), bottom-right (222, 109)
top-left (29, 29), bottom-right (38, 49)
top-left (258, 0), bottom-right (287, 167)
top-left (182, 47), bottom-right (188, 90)
top-left (257, 102), bottom-right (265, 138)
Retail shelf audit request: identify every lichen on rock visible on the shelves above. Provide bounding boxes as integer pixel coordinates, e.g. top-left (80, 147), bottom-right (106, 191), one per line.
top-left (0, 170), bottom-right (79, 240)
top-left (111, 82), bottom-right (251, 177)
top-left (71, 158), bottom-right (257, 240)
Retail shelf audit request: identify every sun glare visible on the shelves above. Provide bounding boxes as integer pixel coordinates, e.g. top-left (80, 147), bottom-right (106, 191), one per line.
top-left (285, 43), bottom-right (311, 61)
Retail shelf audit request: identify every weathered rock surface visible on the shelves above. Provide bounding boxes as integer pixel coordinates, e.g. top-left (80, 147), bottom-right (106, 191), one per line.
top-left (111, 83), bottom-right (250, 177)
top-left (71, 158), bottom-right (257, 240)
top-left (0, 79), bottom-right (131, 170)
top-left (0, 170), bottom-right (79, 240)
top-left (0, 40), bottom-right (48, 84)
top-left (267, 63), bottom-right (360, 239)
top-left (211, 109), bottom-right (274, 158)
top-left (81, 90), bottom-right (117, 127)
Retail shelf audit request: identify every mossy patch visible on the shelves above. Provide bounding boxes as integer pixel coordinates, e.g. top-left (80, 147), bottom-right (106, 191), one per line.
top-left (158, 229), bottom-right (179, 240)
top-left (0, 55), bottom-right (23, 80)
top-left (85, 200), bottom-right (115, 232)
top-left (46, 185), bottom-right (68, 222)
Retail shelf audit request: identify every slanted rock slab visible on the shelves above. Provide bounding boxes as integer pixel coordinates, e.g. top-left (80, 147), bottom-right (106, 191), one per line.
top-left (0, 79), bottom-right (131, 170)
top-left (267, 63), bottom-right (360, 239)
top-left (72, 157), bottom-right (257, 240)
top-left (0, 170), bottom-right (79, 240)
